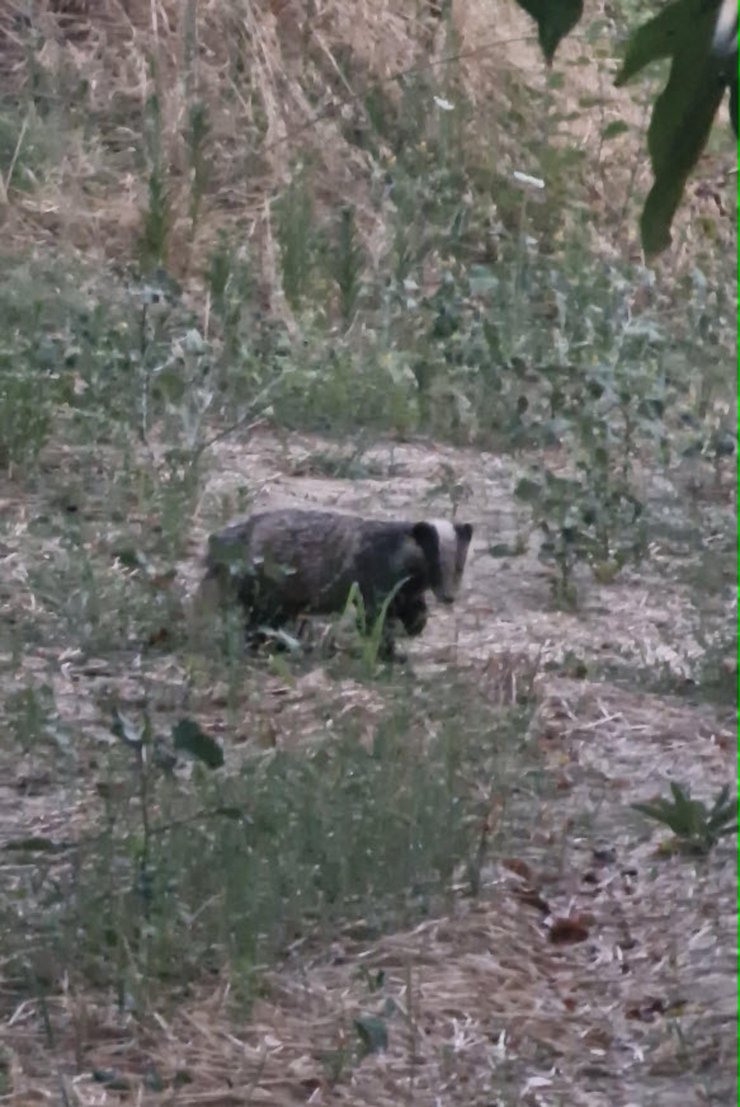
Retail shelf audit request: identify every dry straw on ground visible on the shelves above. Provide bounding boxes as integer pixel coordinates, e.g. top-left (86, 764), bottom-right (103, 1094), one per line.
top-left (0, 2), bottom-right (737, 1104)
top-left (1, 430), bottom-right (736, 1106)
top-left (1, 0), bottom-right (733, 280)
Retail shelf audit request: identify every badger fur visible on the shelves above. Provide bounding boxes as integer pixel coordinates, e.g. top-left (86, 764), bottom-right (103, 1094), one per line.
top-left (199, 509), bottom-right (473, 660)
top-left (713, 0), bottom-right (737, 55)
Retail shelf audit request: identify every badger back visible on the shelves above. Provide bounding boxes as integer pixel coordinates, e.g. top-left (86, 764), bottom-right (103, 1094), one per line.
top-left (205, 510), bottom-right (398, 615)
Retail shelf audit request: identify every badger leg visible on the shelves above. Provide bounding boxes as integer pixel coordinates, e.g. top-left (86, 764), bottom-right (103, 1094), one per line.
top-left (378, 620), bottom-right (401, 662)
top-left (244, 606), bottom-right (297, 653)
top-left (236, 581), bottom-right (296, 653)
top-left (376, 590), bottom-right (427, 663)
top-left (392, 589), bottom-right (429, 638)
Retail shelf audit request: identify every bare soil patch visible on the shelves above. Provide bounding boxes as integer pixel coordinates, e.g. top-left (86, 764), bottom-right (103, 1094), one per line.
top-left (1, 429), bottom-right (736, 1106)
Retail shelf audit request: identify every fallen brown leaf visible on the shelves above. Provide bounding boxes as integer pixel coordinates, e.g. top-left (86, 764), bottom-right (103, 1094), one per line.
top-left (548, 915), bottom-right (592, 944)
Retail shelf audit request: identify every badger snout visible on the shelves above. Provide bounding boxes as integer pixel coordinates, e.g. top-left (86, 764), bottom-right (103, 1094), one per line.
top-left (438, 594), bottom-right (455, 606)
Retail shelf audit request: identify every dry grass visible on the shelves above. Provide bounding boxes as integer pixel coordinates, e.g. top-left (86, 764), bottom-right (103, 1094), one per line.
top-left (1, 0), bottom-right (735, 284)
top-left (0, 2), bottom-right (737, 1105)
top-left (1, 428), bottom-right (736, 1106)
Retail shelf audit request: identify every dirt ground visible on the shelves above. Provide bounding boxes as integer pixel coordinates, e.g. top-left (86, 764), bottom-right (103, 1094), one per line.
top-left (1, 428), bottom-right (737, 1106)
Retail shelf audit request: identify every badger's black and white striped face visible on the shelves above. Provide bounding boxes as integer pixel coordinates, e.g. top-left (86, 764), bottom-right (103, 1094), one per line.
top-left (411, 519), bottom-right (473, 604)
top-left (713, 0), bottom-right (737, 55)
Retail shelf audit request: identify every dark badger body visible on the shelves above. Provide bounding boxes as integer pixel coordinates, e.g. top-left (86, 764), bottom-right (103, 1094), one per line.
top-left (199, 509), bottom-right (473, 659)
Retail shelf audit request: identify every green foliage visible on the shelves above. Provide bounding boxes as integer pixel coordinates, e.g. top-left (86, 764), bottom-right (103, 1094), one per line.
top-left (0, 106), bottom-right (52, 194)
top-left (617, 0), bottom-right (734, 255)
top-left (267, 341), bottom-right (420, 437)
top-left (6, 683), bottom-right (57, 752)
top-left (139, 169), bottom-right (171, 272)
top-left (509, 342), bottom-right (673, 602)
top-left (12, 690), bottom-right (535, 1003)
top-left (341, 577), bottom-right (409, 668)
top-left (514, 0), bottom-right (584, 63)
top-left (515, 467), bottom-right (646, 606)
top-left (204, 233), bottom-right (257, 359)
top-left (632, 783), bottom-right (737, 854)
top-left (185, 100), bottom-right (210, 235)
top-left (0, 17), bottom-right (736, 1088)
top-left (353, 1013), bottom-right (389, 1057)
top-left (515, 0), bottom-right (738, 254)
top-left (138, 90), bottom-right (171, 272)
top-left (172, 719), bottom-right (224, 769)
top-left (0, 361), bottom-right (52, 470)
top-left (274, 167), bottom-right (317, 310)
top-left (333, 205), bottom-right (364, 326)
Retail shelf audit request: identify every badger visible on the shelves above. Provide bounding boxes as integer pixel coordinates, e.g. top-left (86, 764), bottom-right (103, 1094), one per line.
top-left (197, 508), bottom-right (473, 660)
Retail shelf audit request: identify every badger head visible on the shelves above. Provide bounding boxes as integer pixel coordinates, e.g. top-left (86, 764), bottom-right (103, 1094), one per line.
top-left (712, 0), bottom-right (737, 55)
top-left (410, 520), bottom-right (473, 605)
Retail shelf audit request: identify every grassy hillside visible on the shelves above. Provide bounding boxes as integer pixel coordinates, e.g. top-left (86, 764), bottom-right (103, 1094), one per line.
top-left (0, 2), bottom-right (737, 1104)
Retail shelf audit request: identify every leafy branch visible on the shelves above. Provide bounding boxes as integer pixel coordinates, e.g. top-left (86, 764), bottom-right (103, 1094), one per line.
top-left (514, 0), bottom-right (738, 256)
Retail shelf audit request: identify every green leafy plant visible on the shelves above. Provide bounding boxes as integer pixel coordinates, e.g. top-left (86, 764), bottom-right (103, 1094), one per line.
top-left (515, 1), bottom-right (585, 64)
top-left (274, 166), bottom-right (317, 310)
top-left (515, 0), bottom-right (738, 255)
top-left (353, 1013), bottom-right (389, 1057)
top-left (172, 718), bottom-right (225, 769)
top-left (8, 686), bottom-right (534, 1008)
top-left (185, 100), bottom-right (210, 237)
top-left (333, 205), bottom-right (364, 327)
top-left (515, 466), bottom-right (647, 606)
top-left (341, 578), bottom-right (410, 668)
top-left (0, 365), bottom-right (52, 470)
top-left (138, 89), bottom-right (171, 272)
top-left (632, 782), bottom-right (738, 855)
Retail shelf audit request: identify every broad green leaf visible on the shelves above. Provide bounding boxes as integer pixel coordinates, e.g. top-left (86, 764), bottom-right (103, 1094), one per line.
top-left (632, 801), bottom-right (686, 836)
top-left (354, 1014), bottom-right (388, 1056)
top-left (648, 49), bottom-right (724, 181)
top-left (642, 87), bottom-right (725, 253)
top-left (513, 0), bottom-right (584, 64)
top-left (514, 477), bottom-right (542, 503)
top-left (114, 546), bottom-right (148, 569)
top-left (631, 801), bottom-right (668, 821)
top-left (669, 780), bottom-right (691, 807)
top-left (615, 1), bottom-right (686, 84)
top-left (601, 120), bottom-right (630, 141)
top-left (172, 718), bottom-right (224, 769)
top-left (616, 0), bottom-right (731, 254)
top-left (708, 783), bottom-right (730, 816)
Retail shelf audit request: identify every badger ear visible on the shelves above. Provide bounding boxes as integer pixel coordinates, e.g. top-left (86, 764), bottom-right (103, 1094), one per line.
top-left (455, 523), bottom-right (473, 545)
top-left (411, 521), bottom-right (439, 564)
